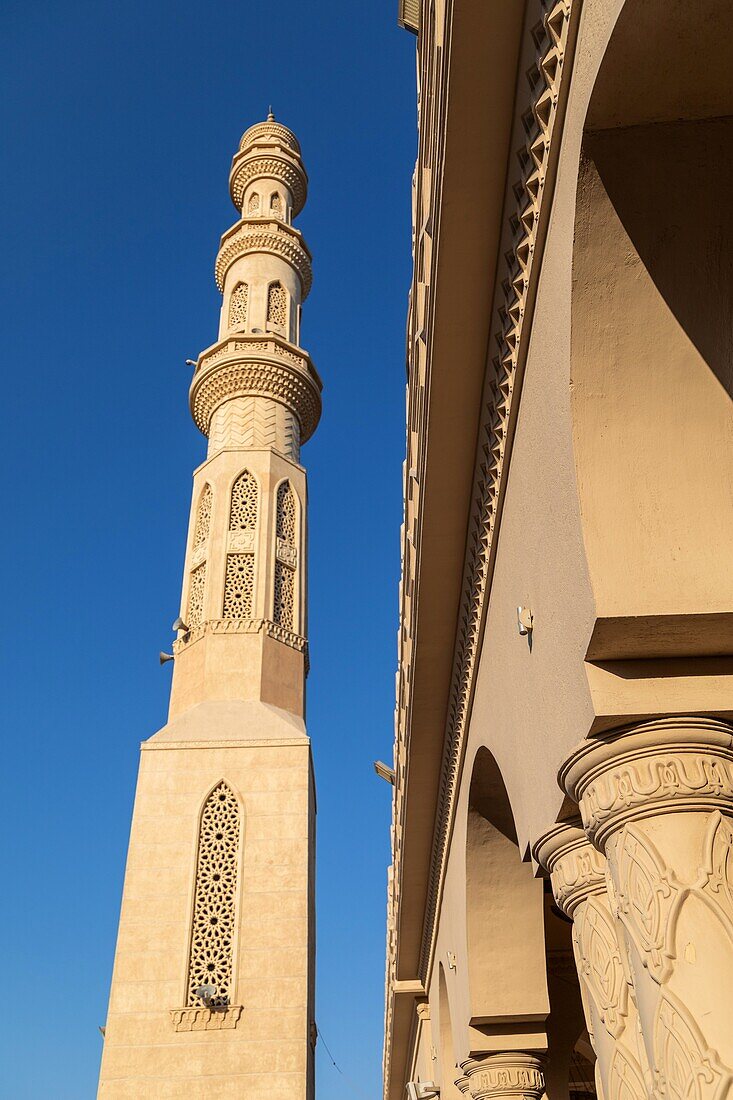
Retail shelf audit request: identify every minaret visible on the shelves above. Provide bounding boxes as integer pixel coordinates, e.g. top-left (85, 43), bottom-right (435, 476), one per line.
top-left (98, 115), bottom-right (319, 1099)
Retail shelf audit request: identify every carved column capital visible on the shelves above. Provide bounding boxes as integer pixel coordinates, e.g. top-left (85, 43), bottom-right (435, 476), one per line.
top-left (463, 1053), bottom-right (545, 1100)
top-left (455, 1074), bottom-right (471, 1095)
top-left (560, 717), bottom-right (733, 851)
top-left (533, 820), bottom-right (606, 918)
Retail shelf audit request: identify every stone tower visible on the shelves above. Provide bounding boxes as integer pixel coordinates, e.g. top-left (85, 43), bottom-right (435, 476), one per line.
top-left (98, 115), bottom-right (320, 1099)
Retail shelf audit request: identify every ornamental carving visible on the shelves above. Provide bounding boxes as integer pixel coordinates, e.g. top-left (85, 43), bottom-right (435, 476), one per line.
top-left (171, 615), bottom-right (308, 656)
top-left (467, 1054), bottom-right (545, 1100)
top-left (190, 356), bottom-right (321, 442)
top-left (610, 824), bottom-right (681, 985)
top-left (230, 155), bottom-right (306, 215)
top-left (535, 822), bottom-right (607, 918)
top-left (215, 221), bottom-right (312, 297)
top-left (579, 753), bottom-right (733, 850)
top-left (608, 1048), bottom-right (647, 1100)
top-left (186, 782), bottom-right (240, 1009)
top-left (573, 895), bottom-right (628, 1038)
top-left (229, 530), bottom-right (255, 553)
top-left (654, 993), bottom-right (730, 1100)
top-left (170, 1004), bottom-right (242, 1032)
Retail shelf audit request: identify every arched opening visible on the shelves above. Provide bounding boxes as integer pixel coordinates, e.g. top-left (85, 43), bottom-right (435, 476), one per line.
top-left (465, 748), bottom-right (548, 1027)
top-left (571, 0), bottom-right (733, 647)
top-left (438, 966), bottom-right (462, 1100)
top-left (228, 281), bottom-right (248, 332)
top-left (273, 480), bottom-right (298, 631)
top-left (223, 470), bottom-right (258, 620)
top-left (266, 280), bottom-right (288, 334)
top-left (186, 780), bottom-right (241, 1008)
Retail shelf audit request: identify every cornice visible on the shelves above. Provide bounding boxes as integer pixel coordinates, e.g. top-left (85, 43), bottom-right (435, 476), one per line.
top-left (215, 218), bottom-right (313, 297)
top-left (190, 335), bottom-right (322, 442)
top-left (387, 0), bottom-right (580, 1031)
top-left (172, 615), bottom-right (308, 657)
top-left (560, 716), bottom-right (733, 851)
top-left (229, 152), bottom-right (307, 215)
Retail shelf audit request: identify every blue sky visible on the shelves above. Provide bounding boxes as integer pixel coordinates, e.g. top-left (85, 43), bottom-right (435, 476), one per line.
top-left (0, 2), bottom-right (415, 1095)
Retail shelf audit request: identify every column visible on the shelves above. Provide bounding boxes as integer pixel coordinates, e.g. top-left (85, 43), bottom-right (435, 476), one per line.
top-left (462, 1053), bottom-right (545, 1100)
top-left (535, 823), bottom-right (649, 1100)
top-left (561, 717), bottom-right (733, 1096)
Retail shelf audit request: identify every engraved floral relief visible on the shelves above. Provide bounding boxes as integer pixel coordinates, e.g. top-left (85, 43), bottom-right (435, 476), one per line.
top-left (608, 1047), bottom-right (647, 1100)
top-left (654, 993), bottom-right (730, 1100)
top-left (611, 825), bottom-right (681, 985)
top-left (699, 812), bottom-right (733, 933)
top-left (574, 896), bottom-right (628, 1038)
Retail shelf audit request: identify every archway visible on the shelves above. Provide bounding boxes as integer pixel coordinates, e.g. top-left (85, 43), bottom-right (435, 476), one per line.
top-left (465, 748), bottom-right (548, 1027)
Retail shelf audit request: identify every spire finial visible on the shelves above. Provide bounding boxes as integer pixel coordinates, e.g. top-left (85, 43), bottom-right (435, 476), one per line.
top-left (267, 105), bottom-right (275, 121)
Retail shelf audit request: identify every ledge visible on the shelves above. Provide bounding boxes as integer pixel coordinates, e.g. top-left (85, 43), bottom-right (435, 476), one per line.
top-left (170, 1005), bottom-right (243, 1032)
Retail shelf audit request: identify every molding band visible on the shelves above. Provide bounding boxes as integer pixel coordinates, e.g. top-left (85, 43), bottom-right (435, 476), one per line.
top-left (215, 219), bottom-right (312, 297)
top-left (190, 342), bottom-right (321, 442)
top-left (464, 1053), bottom-right (546, 1100)
top-left (560, 717), bottom-right (733, 851)
top-left (230, 153), bottom-right (307, 214)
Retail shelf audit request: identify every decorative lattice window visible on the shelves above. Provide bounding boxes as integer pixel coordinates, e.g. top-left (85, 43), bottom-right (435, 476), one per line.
top-left (192, 484), bottom-right (212, 551)
top-left (267, 282), bottom-right (287, 327)
top-left (228, 282), bottom-right (248, 331)
top-left (273, 559), bottom-right (295, 631)
top-left (270, 191), bottom-right (283, 217)
top-left (276, 481), bottom-right (297, 544)
top-left (230, 470), bottom-right (258, 532)
top-left (247, 192), bottom-right (260, 215)
top-left (223, 553), bottom-right (254, 618)
top-left (188, 562), bottom-right (207, 628)
top-left (186, 782), bottom-right (240, 1007)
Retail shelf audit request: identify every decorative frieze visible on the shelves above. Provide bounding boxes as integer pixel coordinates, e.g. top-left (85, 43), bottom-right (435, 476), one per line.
top-left (215, 219), bottom-right (312, 297)
top-left (170, 1005), bottom-right (243, 1032)
top-left (172, 615), bottom-right (308, 655)
top-left (560, 717), bottom-right (733, 852)
top-left (191, 339), bottom-right (321, 443)
top-left (464, 1053), bottom-right (545, 1100)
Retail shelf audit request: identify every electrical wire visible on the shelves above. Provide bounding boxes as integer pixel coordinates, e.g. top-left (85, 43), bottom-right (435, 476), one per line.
top-left (316, 1022), bottom-right (375, 1100)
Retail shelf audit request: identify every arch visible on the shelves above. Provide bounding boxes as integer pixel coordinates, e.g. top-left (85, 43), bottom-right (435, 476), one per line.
top-left (247, 191), bottom-right (260, 215)
top-left (270, 190), bottom-right (283, 217)
top-left (465, 747), bottom-right (548, 1025)
top-left (223, 470), bottom-right (259, 620)
top-left (228, 280), bottom-right (248, 331)
top-left (186, 780), bottom-right (242, 1007)
top-left (273, 479), bottom-right (298, 632)
top-left (570, 0), bottom-right (733, 645)
top-left (266, 280), bottom-right (288, 330)
top-left (438, 966), bottom-right (463, 1100)
top-left (187, 483), bottom-right (213, 628)
top-left (229, 469), bottom-right (258, 532)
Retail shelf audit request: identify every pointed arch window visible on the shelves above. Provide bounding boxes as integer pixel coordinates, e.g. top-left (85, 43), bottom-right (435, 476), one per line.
top-left (186, 781), bottom-right (241, 1007)
top-left (267, 281), bottom-right (287, 329)
top-left (270, 191), bottom-right (283, 217)
top-left (273, 480), bottom-right (297, 632)
top-left (187, 483), bottom-right (212, 628)
top-left (247, 191), bottom-right (260, 215)
top-left (228, 281), bottom-right (248, 331)
top-left (223, 470), bottom-right (258, 619)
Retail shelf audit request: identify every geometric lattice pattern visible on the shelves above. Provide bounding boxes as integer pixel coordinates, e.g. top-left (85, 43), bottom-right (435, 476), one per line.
top-left (229, 470), bottom-right (258, 532)
top-left (186, 782), bottom-right (240, 1008)
top-left (192, 483), bottom-right (213, 551)
top-left (247, 192), bottom-right (260, 215)
top-left (270, 192), bottom-right (283, 217)
top-left (223, 553), bottom-right (255, 619)
top-left (267, 281), bottom-right (287, 327)
top-left (273, 559), bottom-right (295, 631)
top-left (276, 480), bottom-right (296, 544)
top-left (228, 282), bottom-right (248, 331)
top-left (188, 561), bottom-right (207, 628)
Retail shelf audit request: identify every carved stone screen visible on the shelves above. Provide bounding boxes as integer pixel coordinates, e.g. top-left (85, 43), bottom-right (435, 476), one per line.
top-left (186, 781), bottom-right (241, 1007)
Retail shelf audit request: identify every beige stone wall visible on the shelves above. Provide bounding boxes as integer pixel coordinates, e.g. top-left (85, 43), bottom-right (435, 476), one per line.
top-left (99, 726), bottom-right (315, 1099)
